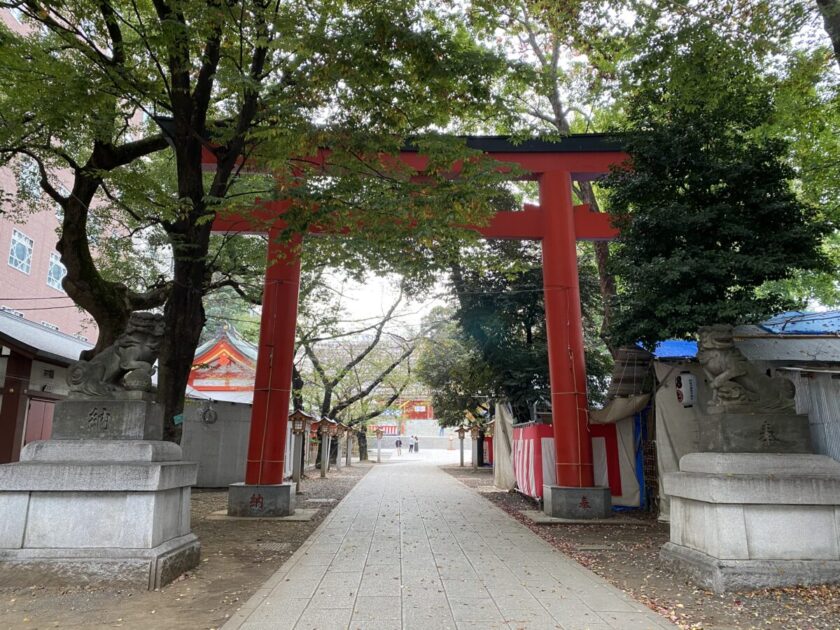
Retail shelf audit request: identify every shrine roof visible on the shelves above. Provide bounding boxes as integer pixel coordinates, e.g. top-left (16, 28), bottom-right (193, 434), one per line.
top-left (0, 310), bottom-right (92, 365)
top-left (194, 323), bottom-right (258, 362)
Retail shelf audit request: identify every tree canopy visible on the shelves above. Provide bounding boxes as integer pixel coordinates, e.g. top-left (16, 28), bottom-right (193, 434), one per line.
top-left (603, 23), bottom-right (831, 347)
top-left (0, 0), bottom-right (510, 437)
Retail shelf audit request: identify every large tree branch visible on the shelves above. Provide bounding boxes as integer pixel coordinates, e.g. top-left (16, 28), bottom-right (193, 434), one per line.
top-left (324, 291), bottom-right (403, 390)
top-left (344, 380), bottom-right (410, 426)
top-left (817, 0), bottom-right (840, 69)
top-left (329, 345), bottom-right (414, 418)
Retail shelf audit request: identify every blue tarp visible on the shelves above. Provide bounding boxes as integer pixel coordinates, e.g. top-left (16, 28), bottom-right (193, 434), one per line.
top-left (759, 311), bottom-right (840, 335)
top-left (637, 311), bottom-right (840, 360)
top-left (650, 339), bottom-right (697, 359)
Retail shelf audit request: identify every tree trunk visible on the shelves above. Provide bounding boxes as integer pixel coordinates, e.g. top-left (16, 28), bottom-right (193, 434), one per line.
top-left (157, 110), bottom-right (214, 441)
top-left (157, 260), bottom-right (209, 441)
top-left (577, 181), bottom-right (616, 351)
top-left (358, 430), bottom-right (368, 460)
top-left (292, 366), bottom-right (305, 411)
top-left (817, 0), bottom-right (840, 69)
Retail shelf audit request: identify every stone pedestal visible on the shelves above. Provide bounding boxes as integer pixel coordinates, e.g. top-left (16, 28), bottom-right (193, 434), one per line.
top-left (661, 452), bottom-right (840, 592)
top-left (228, 482), bottom-right (295, 517)
top-left (698, 411), bottom-right (811, 454)
top-left (51, 394), bottom-right (163, 441)
top-left (543, 485), bottom-right (611, 519)
top-left (0, 439), bottom-right (199, 589)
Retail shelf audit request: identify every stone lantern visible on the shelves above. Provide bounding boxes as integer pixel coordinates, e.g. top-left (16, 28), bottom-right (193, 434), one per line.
top-left (289, 410), bottom-right (314, 493)
top-left (334, 423), bottom-right (346, 470)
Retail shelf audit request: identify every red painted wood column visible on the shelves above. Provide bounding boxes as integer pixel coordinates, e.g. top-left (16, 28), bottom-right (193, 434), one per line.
top-left (245, 232), bottom-right (302, 485)
top-left (540, 171), bottom-right (595, 488)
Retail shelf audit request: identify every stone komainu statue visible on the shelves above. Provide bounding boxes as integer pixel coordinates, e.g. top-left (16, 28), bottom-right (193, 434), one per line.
top-left (697, 324), bottom-right (795, 413)
top-left (67, 312), bottom-right (165, 397)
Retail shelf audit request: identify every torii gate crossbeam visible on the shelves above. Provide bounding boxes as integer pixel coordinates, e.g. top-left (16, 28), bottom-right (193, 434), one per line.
top-left (208, 134), bottom-right (626, 518)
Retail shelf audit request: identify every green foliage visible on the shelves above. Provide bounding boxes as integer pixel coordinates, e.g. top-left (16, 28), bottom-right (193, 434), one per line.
top-left (415, 308), bottom-right (495, 427)
top-left (0, 0), bottom-right (514, 432)
top-left (604, 23), bottom-right (831, 348)
top-left (417, 241), bottom-right (611, 423)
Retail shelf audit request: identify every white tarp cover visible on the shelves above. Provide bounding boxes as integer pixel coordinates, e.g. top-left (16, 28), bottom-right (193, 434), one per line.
top-left (653, 360), bottom-right (706, 520)
top-left (493, 402), bottom-right (516, 490)
top-left (590, 394), bottom-right (650, 425)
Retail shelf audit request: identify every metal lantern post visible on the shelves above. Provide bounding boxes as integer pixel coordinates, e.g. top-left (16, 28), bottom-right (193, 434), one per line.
top-left (375, 428), bottom-right (384, 463)
top-left (334, 423), bottom-right (346, 470)
top-left (289, 410), bottom-right (312, 494)
top-left (470, 425), bottom-right (480, 471)
top-left (318, 417), bottom-right (335, 478)
top-left (327, 420), bottom-right (339, 472)
top-left (345, 425), bottom-right (353, 467)
top-left (456, 426), bottom-right (466, 467)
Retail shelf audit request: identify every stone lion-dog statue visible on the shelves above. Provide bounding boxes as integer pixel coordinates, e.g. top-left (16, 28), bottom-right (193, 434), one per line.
top-left (697, 324), bottom-right (795, 413)
top-left (67, 311), bottom-right (165, 397)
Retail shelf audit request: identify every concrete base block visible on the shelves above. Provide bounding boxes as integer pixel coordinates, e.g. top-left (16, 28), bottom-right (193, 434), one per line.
top-left (228, 482), bottom-right (296, 517)
top-left (662, 452), bottom-right (840, 592)
top-left (661, 542), bottom-right (840, 593)
top-left (543, 485), bottom-right (611, 519)
top-left (0, 439), bottom-right (199, 589)
top-left (0, 534), bottom-right (200, 590)
top-left (208, 508), bottom-right (316, 521)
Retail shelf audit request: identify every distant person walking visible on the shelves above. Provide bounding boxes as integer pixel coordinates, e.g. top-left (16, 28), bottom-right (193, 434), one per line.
top-left (395, 438), bottom-right (402, 456)
top-left (414, 436), bottom-right (420, 453)
top-left (408, 436), bottom-right (414, 453)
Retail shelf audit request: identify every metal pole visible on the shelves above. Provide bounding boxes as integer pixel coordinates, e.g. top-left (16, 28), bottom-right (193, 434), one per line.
top-left (327, 436), bottom-right (333, 472)
top-left (459, 436), bottom-right (464, 467)
top-left (320, 434), bottom-right (328, 478)
top-left (377, 437), bottom-right (382, 463)
top-left (293, 432), bottom-right (302, 493)
top-left (346, 433), bottom-right (352, 467)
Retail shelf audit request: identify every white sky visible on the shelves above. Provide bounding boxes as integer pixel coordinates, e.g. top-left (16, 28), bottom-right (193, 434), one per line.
top-left (331, 272), bottom-right (445, 332)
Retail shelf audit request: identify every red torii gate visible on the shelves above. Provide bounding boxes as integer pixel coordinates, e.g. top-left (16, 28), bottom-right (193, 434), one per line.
top-left (209, 135), bottom-right (626, 518)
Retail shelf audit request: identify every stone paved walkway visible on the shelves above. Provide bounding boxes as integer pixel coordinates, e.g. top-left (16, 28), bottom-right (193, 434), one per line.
top-left (222, 458), bottom-right (676, 630)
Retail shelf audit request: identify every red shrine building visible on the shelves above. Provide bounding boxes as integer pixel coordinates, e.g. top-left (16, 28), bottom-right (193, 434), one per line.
top-left (188, 325), bottom-right (258, 395)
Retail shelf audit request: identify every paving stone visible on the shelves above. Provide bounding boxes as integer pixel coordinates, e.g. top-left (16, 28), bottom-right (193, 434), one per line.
top-left (222, 459), bottom-right (675, 630)
top-left (294, 607), bottom-right (353, 630)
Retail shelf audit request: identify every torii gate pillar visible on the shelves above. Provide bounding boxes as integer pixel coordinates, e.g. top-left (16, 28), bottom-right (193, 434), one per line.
top-left (228, 231), bottom-right (301, 517)
top-left (540, 171), bottom-right (611, 519)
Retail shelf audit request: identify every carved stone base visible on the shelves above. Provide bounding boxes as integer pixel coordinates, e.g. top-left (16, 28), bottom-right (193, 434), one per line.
top-left (51, 395), bottom-right (163, 441)
top-left (698, 412), bottom-right (811, 453)
top-left (0, 534), bottom-right (200, 590)
top-left (543, 485), bottom-right (612, 519)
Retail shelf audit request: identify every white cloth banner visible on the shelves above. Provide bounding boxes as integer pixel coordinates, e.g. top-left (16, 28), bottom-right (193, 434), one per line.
top-left (493, 402), bottom-right (516, 490)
